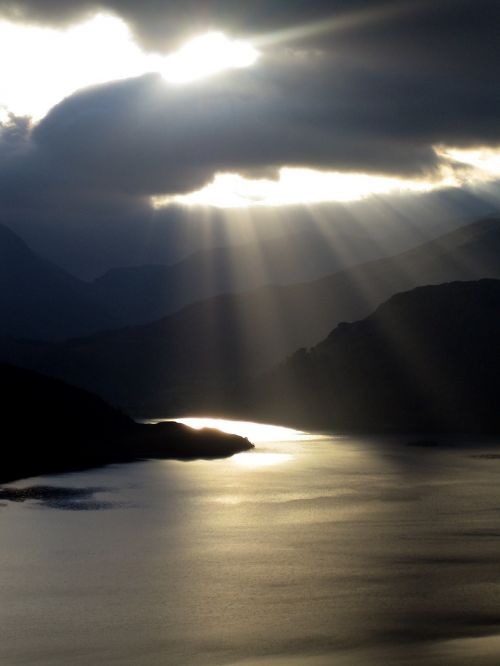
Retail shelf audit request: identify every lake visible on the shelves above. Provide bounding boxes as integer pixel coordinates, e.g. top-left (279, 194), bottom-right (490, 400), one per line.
top-left (1, 419), bottom-right (500, 665)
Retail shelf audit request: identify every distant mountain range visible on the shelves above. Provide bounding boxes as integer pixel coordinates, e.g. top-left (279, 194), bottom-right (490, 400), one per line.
top-left (90, 220), bottom-right (429, 325)
top-left (0, 224), bottom-right (117, 339)
top-left (0, 215), bottom-right (464, 339)
top-left (1, 217), bottom-right (499, 418)
top-left (238, 279), bottom-right (500, 434)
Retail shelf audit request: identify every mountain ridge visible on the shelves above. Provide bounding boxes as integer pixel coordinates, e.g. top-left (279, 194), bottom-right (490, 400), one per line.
top-left (238, 279), bottom-right (500, 433)
top-left (0, 224), bottom-right (117, 340)
top-left (1, 216), bottom-right (499, 414)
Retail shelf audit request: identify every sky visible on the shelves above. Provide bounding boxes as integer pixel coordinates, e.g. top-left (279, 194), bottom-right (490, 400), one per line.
top-left (0, 0), bottom-right (499, 276)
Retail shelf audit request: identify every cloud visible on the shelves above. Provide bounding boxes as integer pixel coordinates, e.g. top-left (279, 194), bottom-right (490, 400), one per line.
top-left (0, 0), bottom-right (498, 63)
top-left (24, 38), bottom-right (499, 194)
top-left (0, 0), bottom-right (499, 275)
top-left (0, 27), bottom-right (499, 204)
top-left (1, 0), bottom-right (498, 194)
top-left (0, 1), bottom-right (386, 49)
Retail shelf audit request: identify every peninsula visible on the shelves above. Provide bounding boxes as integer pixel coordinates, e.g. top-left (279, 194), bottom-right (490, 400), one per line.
top-left (1, 364), bottom-right (253, 484)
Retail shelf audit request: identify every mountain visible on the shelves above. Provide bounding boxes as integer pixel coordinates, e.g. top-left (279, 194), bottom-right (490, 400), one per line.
top-left (0, 364), bottom-right (252, 484)
top-left (1, 217), bottom-right (499, 415)
top-left (240, 280), bottom-right (500, 434)
top-left (0, 224), bottom-right (117, 340)
top-left (1, 214), bottom-right (447, 340)
top-left (91, 221), bottom-right (428, 326)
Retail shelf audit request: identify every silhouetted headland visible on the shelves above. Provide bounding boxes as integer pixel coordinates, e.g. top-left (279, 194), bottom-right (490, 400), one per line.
top-left (0, 364), bottom-right (253, 484)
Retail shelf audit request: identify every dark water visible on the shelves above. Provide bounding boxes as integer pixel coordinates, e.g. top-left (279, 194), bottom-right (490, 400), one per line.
top-left (1, 420), bottom-right (500, 665)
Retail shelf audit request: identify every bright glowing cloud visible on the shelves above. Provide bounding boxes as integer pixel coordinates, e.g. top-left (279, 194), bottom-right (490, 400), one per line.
top-left (152, 165), bottom-right (460, 209)
top-left (161, 32), bottom-right (259, 83)
top-left (438, 146), bottom-right (500, 178)
top-left (0, 14), bottom-right (153, 120)
top-left (0, 16), bottom-right (259, 120)
top-left (0, 106), bottom-right (10, 125)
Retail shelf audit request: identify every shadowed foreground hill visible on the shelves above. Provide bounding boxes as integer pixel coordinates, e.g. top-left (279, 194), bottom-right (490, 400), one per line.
top-left (0, 365), bottom-right (252, 484)
top-left (242, 280), bottom-right (500, 434)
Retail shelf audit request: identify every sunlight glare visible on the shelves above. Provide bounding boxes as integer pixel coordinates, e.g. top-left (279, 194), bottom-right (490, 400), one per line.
top-left (0, 106), bottom-right (10, 125)
top-left (174, 417), bottom-right (307, 442)
top-left (438, 146), bottom-right (500, 178)
top-left (232, 452), bottom-right (294, 468)
top-left (161, 32), bottom-right (259, 84)
top-left (0, 17), bottom-right (258, 120)
top-left (0, 14), bottom-right (155, 120)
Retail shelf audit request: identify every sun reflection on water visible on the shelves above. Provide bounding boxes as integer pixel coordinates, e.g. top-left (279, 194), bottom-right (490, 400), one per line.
top-left (232, 451), bottom-right (294, 468)
top-left (174, 417), bottom-right (309, 443)
top-left (173, 417), bottom-right (310, 468)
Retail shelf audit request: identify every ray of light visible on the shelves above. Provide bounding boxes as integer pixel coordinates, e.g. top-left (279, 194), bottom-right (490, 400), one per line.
top-left (149, 175), bottom-right (490, 431)
top-left (175, 204), bottom-right (316, 398)
top-left (253, 0), bottom-right (432, 51)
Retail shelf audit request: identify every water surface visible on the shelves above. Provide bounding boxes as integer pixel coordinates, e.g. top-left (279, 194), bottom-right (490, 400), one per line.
top-left (1, 420), bottom-right (500, 665)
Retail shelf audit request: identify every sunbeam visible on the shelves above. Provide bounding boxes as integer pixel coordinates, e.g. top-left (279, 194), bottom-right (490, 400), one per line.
top-left (253, 1), bottom-right (431, 51)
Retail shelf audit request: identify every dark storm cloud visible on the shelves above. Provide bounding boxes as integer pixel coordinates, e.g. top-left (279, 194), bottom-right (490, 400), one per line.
top-left (0, 0), bottom-right (499, 275)
top-left (19, 31), bottom-right (499, 200)
top-left (28, 70), bottom-right (436, 200)
top-left (0, 0), bottom-right (498, 65)
top-left (0, 0), bottom-right (498, 184)
top-left (0, 1), bottom-right (400, 49)
top-left (0, 20), bottom-right (498, 209)
top-left (0, 0), bottom-right (498, 190)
